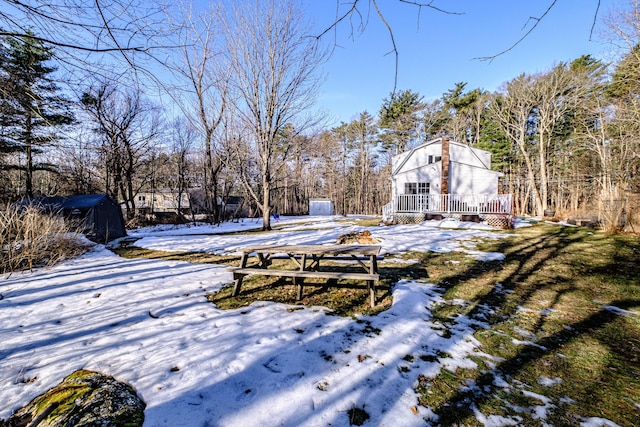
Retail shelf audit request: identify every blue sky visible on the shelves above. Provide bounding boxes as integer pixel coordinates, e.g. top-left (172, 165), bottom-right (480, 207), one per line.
top-left (306, 0), bottom-right (620, 126)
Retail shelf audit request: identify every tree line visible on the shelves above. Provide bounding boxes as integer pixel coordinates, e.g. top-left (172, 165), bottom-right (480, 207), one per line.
top-left (1, 0), bottom-right (639, 232)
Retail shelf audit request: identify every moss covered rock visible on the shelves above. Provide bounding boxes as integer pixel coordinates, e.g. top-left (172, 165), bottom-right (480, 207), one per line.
top-left (1, 369), bottom-right (145, 427)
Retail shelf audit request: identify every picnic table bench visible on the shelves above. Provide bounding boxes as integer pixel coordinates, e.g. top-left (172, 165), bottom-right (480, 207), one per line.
top-left (227, 244), bottom-right (381, 307)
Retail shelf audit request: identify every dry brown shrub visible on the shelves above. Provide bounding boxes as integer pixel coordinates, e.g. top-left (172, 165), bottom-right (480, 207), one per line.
top-left (0, 204), bottom-right (90, 274)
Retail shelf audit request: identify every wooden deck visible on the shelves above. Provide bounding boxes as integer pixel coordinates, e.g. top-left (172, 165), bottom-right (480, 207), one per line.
top-left (383, 193), bottom-right (512, 223)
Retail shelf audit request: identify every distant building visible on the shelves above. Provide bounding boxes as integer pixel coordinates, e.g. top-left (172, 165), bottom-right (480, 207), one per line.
top-left (309, 199), bottom-right (334, 216)
top-left (135, 189), bottom-right (191, 215)
top-left (188, 189), bottom-right (247, 219)
top-left (220, 195), bottom-right (246, 218)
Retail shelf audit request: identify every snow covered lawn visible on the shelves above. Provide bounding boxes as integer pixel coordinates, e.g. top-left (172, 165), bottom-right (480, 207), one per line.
top-left (1, 216), bottom-right (635, 426)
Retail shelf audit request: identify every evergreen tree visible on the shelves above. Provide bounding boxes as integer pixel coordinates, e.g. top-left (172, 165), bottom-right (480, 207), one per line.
top-left (441, 82), bottom-right (484, 144)
top-left (602, 48), bottom-right (640, 196)
top-left (477, 98), bottom-right (512, 173)
top-left (422, 98), bottom-right (450, 140)
top-left (606, 45), bottom-right (640, 100)
top-left (378, 89), bottom-right (423, 154)
top-left (0, 32), bottom-right (73, 198)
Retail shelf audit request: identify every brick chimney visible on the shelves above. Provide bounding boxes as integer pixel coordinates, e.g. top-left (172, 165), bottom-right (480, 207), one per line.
top-left (440, 136), bottom-right (450, 195)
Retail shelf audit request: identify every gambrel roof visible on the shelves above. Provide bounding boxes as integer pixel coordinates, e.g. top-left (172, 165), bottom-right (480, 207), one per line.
top-left (392, 137), bottom-right (501, 177)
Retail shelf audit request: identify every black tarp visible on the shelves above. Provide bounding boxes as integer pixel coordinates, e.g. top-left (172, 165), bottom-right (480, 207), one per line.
top-left (21, 194), bottom-right (127, 243)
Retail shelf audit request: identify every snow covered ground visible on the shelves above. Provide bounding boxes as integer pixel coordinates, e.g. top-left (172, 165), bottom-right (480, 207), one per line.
top-left (0, 216), bottom-right (543, 426)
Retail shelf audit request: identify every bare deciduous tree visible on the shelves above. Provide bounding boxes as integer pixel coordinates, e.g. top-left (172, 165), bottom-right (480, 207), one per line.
top-left (491, 74), bottom-right (540, 216)
top-left (81, 83), bottom-right (163, 221)
top-left (226, 0), bottom-right (325, 230)
top-left (531, 64), bottom-right (588, 215)
top-left (166, 3), bottom-right (230, 223)
top-left (492, 64), bottom-right (590, 217)
top-left (348, 111), bottom-right (379, 214)
top-left (0, 0), bottom-right (169, 78)
top-left (170, 118), bottom-right (196, 221)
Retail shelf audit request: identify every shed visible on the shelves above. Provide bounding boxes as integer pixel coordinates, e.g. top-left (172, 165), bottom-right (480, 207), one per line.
top-left (309, 199), bottom-right (334, 216)
top-left (25, 194), bottom-right (127, 243)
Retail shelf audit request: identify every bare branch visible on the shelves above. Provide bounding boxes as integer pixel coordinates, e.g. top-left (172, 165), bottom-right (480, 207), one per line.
top-left (475, 0), bottom-right (559, 62)
top-left (317, 1), bottom-right (462, 96)
top-left (315, 0), bottom-right (359, 40)
top-left (94, 0), bottom-right (134, 68)
top-left (0, 0), bottom-right (175, 79)
top-left (371, 1), bottom-right (399, 94)
top-left (590, 0), bottom-right (602, 40)
top-left (398, 0), bottom-right (464, 16)
top-left (0, 31), bottom-right (148, 53)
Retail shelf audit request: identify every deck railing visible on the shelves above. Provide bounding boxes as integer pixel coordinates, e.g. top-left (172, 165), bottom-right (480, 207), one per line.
top-left (382, 201), bottom-right (394, 222)
top-left (384, 193), bottom-right (512, 221)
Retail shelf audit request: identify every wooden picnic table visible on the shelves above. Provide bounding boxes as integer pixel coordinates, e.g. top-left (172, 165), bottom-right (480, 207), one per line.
top-left (227, 244), bottom-right (382, 307)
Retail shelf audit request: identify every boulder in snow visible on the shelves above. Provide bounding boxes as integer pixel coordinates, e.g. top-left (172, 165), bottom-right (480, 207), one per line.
top-left (1, 369), bottom-right (145, 427)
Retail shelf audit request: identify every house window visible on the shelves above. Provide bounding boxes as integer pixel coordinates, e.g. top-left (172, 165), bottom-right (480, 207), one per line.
top-left (418, 182), bottom-right (430, 194)
top-left (138, 195), bottom-right (145, 202)
top-left (404, 182), bottom-right (430, 194)
top-left (404, 182), bottom-right (417, 194)
top-left (428, 155), bottom-right (442, 164)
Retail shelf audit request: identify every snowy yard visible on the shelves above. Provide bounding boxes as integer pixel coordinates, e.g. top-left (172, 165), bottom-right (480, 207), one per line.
top-left (1, 216), bottom-right (636, 426)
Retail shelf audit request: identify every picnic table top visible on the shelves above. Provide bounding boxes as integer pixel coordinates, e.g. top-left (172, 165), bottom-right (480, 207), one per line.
top-left (236, 244), bottom-right (381, 256)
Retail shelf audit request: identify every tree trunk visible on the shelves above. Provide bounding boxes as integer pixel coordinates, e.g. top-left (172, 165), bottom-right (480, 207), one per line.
top-left (25, 114), bottom-right (34, 198)
top-left (538, 133), bottom-right (549, 215)
top-left (262, 164), bottom-right (271, 231)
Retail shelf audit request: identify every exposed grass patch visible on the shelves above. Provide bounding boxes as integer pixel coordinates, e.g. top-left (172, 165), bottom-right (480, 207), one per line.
top-left (205, 253), bottom-right (434, 317)
top-left (348, 218), bottom-right (384, 227)
top-left (418, 224), bottom-right (640, 426)
top-left (206, 274), bottom-right (394, 317)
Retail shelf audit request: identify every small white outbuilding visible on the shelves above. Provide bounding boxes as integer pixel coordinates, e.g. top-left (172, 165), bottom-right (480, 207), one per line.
top-left (309, 198), bottom-right (334, 216)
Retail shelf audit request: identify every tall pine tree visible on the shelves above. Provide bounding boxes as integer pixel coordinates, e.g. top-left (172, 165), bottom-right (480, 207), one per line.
top-left (378, 89), bottom-right (423, 154)
top-left (0, 32), bottom-right (73, 198)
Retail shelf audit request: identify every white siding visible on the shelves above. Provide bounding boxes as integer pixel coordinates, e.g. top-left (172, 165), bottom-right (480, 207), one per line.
top-left (136, 192), bottom-right (190, 212)
top-left (449, 162), bottom-right (500, 194)
top-left (478, 150), bottom-right (492, 168)
top-left (392, 142), bottom-right (443, 197)
top-left (392, 144), bottom-right (441, 174)
top-left (449, 142), bottom-right (491, 169)
top-left (392, 164), bottom-right (441, 197)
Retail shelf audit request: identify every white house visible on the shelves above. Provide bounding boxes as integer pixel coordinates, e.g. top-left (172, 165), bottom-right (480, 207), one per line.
top-left (383, 136), bottom-right (512, 225)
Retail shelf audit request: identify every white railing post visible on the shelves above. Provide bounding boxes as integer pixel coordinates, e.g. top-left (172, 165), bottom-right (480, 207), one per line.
top-left (383, 193), bottom-right (512, 217)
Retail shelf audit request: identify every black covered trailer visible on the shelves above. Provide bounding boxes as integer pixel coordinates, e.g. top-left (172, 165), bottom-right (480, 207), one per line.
top-left (25, 194), bottom-right (127, 243)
